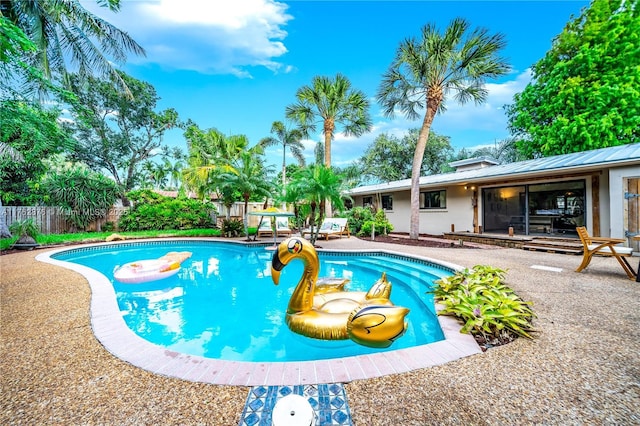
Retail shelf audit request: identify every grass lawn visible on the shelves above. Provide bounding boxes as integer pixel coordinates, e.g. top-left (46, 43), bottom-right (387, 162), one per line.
top-left (0, 228), bottom-right (263, 251)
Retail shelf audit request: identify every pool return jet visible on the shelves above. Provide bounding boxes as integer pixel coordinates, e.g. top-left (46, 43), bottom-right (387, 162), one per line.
top-left (270, 237), bottom-right (410, 348)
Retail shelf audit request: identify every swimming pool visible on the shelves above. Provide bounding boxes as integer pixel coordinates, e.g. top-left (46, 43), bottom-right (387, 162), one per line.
top-left (51, 240), bottom-right (450, 363)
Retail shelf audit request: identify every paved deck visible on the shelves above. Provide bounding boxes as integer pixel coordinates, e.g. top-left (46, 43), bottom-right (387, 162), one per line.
top-left (2, 236), bottom-right (639, 425)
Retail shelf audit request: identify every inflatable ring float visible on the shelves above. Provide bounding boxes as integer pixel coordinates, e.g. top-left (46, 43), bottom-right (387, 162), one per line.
top-left (271, 237), bottom-right (409, 348)
top-left (114, 251), bottom-right (192, 284)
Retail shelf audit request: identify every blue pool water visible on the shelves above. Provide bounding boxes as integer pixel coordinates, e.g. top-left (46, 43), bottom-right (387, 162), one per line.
top-left (53, 241), bottom-right (451, 362)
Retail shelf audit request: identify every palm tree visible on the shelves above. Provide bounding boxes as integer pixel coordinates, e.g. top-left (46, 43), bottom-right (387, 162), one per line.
top-left (377, 18), bottom-right (510, 239)
top-left (259, 121), bottom-right (306, 190)
top-left (289, 165), bottom-right (345, 245)
top-left (219, 151), bottom-right (273, 239)
top-left (3, 0), bottom-right (145, 95)
top-left (286, 74), bottom-right (372, 168)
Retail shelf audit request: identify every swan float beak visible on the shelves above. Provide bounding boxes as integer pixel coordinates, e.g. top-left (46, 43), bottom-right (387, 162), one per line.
top-left (271, 238), bottom-right (306, 286)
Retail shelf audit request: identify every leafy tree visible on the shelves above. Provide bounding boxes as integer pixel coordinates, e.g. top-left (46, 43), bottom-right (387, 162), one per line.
top-left (377, 18), bottom-right (510, 239)
top-left (0, 100), bottom-right (75, 205)
top-left (2, 0), bottom-right (144, 95)
top-left (39, 165), bottom-right (120, 231)
top-left (506, 0), bottom-right (640, 157)
top-left (0, 142), bottom-right (23, 237)
top-left (288, 165), bottom-right (346, 245)
top-left (286, 73), bottom-right (372, 168)
top-left (259, 121), bottom-right (306, 190)
top-left (360, 129), bottom-right (454, 183)
top-left (66, 71), bottom-right (179, 205)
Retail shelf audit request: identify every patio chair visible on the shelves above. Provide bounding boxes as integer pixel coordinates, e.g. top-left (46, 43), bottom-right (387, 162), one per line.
top-left (257, 217), bottom-right (292, 238)
top-left (303, 218), bottom-right (350, 241)
top-left (257, 219), bottom-right (273, 237)
top-left (275, 217), bottom-right (292, 237)
top-left (575, 226), bottom-right (636, 280)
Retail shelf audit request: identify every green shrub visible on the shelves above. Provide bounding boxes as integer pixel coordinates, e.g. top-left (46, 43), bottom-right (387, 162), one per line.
top-left (9, 218), bottom-right (40, 242)
top-left (40, 166), bottom-right (120, 231)
top-left (431, 265), bottom-right (536, 342)
top-left (119, 190), bottom-right (215, 231)
top-left (359, 210), bottom-right (393, 236)
top-left (221, 218), bottom-right (244, 237)
top-left (344, 206), bottom-right (374, 235)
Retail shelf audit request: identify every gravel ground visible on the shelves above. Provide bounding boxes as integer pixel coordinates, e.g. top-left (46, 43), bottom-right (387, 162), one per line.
top-left (2, 237), bottom-right (639, 425)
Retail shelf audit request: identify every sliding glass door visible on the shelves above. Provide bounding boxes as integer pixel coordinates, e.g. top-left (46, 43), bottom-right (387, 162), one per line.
top-left (482, 180), bottom-right (585, 236)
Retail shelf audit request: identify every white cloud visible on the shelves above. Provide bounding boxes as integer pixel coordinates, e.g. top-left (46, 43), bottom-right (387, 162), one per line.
top-left (81, 0), bottom-right (293, 76)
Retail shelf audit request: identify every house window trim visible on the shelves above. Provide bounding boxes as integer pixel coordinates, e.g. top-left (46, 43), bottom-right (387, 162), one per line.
top-left (420, 189), bottom-right (447, 209)
top-left (381, 194), bottom-right (393, 211)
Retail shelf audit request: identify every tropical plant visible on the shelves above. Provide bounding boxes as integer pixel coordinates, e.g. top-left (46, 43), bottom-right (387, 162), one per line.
top-left (288, 165), bottom-right (347, 245)
top-left (286, 74), bottom-right (372, 168)
top-left (343, 206), bottom-right (374, 236)
top-left (66, 71), bottom-right (180, 205)
top-left (220, 218), bottom-right (245, 238)
top-left (182, 124), bottom-right (254, 217)
top-left (0, 142), bottom-right (24, 237)
top-left (118, 190), bottom-right (215, 231)
top-left (259, 121), bottom-right (306, 190)
top-left (218, 150), bottom-right (274, 239)
top-left (360, 210), bottom-right (394, 237)
top-left (462, 137), bottom-right (528, 165)
top-left (506, 0), bottom-right (639, 157)
top-left (39, 165), bottom-right (120, 231)
top-left (2, 0), bottom-right (145, 95)
top-left (377, 18), bottom-right (510, 239)
top-left (8, 218), bottom-right (40, 245)
top-left (431, 265), bottom-right (536, 344)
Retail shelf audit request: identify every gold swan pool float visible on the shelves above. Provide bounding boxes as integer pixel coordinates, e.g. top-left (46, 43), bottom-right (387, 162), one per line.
top-left (271, 237), bottom-right (410, 348)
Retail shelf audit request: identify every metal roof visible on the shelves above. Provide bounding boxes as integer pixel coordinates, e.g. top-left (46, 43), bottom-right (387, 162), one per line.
top-left (347, 143), bottom-right (640, 195)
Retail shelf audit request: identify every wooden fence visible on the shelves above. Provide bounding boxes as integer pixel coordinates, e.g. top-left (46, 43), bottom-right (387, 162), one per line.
top-left (2, 202), bottom-right (270, 235)
top-left (2, 206), bottom-right (69, 235)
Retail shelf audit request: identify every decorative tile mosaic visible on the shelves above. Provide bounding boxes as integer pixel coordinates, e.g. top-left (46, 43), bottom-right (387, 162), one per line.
top-left (239, 383), bottom-right (352, 426)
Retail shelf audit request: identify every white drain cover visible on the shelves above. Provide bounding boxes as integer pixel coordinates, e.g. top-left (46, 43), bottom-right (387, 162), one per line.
top-left (272, 394), bottom-right (315, 426)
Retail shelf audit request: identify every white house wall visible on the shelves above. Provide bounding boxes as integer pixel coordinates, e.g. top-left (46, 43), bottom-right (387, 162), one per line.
top-left (609, 164), bottom-right (640, 239)
top-left (353, 185), bottom-right (474, 236)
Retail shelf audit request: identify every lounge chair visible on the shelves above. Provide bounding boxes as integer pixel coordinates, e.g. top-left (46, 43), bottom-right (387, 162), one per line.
top-left (303, 218), bottom-right (350, 241)
top-left (257, 219), bottom-right (273, 237)
top-left (575, 226), bottom-right (636, 280)
top-left (275, 217), bottom-right (292, 237)
top-left (257, 217), bottom-right (292, 238)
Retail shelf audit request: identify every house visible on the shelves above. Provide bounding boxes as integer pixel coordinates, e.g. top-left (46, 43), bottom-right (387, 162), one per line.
top-left (346, 143), bottom-right (640, 250)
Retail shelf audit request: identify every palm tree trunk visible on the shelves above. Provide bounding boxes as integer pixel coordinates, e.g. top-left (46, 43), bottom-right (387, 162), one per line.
top-left (324, 130), bottom-right (333, 217)
top-left (410, 108), bottom-right (437, 239)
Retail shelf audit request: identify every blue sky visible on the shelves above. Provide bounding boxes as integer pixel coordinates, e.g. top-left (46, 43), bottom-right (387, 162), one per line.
top-left (81, 0), bottom-right (589, 170)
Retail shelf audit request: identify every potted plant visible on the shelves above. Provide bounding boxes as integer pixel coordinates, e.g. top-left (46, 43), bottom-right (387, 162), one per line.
top-left (9, 218), bottom-right (41, 250)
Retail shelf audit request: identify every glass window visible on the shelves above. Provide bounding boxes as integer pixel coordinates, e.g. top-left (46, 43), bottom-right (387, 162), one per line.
top-left (381, 195), bottom-right (393, 210)
top-left (420, 190), bottom-right (446, 209)
top-left (482, 180), bottom-right (585, 236)
top-left (362, 196), bottom-right (373, 208)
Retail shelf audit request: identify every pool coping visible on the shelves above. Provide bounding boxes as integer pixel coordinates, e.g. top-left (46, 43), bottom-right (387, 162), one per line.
top-left (36, 238), bottom-right (482, 386)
